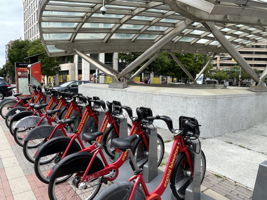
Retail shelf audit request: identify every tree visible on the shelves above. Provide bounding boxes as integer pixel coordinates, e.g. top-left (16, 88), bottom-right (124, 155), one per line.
top-left (6, 40), bottom-right (31, 82)
top-left (211, 71), bottom-right (229, 82)
top-left (27, 40), bottom-right (59, 76)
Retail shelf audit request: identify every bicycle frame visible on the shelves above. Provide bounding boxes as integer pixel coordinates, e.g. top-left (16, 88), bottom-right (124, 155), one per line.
top-left (77, 119), bottom-right (148, 183)
top-left (127, 135), bottom-right (193, 200)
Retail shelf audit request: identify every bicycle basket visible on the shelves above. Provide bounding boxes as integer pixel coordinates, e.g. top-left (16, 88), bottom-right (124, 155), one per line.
top-left (179, 116), bottom-right (200, 138)
top-left (136, 107), bottom-right (153, 122)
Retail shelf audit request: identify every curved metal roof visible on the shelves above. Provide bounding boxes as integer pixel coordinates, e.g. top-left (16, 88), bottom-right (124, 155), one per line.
top-left (39, 0), bottom-right (267, 56)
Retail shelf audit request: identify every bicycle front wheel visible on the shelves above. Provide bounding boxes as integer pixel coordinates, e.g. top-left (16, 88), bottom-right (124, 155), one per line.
top-left (0, 101), bottom-right (17, 119)
top-left (170, 150), bottom-right (206, 200)
top-left (96, 182), bottom-right (145, 200)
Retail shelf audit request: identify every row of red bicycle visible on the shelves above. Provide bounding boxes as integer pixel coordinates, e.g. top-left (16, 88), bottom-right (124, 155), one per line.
top-left (0, 85), bottom-right (206, 200)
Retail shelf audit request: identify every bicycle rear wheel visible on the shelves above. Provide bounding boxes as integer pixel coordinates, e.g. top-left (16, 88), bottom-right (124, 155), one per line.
top-left (95, 182), bottom-right (145, 200)
top-left (170, 150), bottom-right (206, 200)
top-left (23, 139), bottom-right (45, 163)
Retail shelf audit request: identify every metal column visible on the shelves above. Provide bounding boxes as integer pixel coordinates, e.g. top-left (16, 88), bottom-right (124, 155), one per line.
top-left (203, 22), bottom-right (259, 83)
top-left (118, 19), bottom-right (192, 79)
top-left (195, 53), bottom-right (216, 81)
top-left (169, 52), bottom-right (196, 83)
top-left (130, 53), bottom-right (159, 80)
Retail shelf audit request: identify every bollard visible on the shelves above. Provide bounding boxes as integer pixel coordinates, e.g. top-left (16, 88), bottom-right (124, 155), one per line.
top-left (143, 125), bottom-right (158, 183)
top-left (252, 161), bottom-right (267, 200)
top-left (185, 140), bottom-right (201, 200)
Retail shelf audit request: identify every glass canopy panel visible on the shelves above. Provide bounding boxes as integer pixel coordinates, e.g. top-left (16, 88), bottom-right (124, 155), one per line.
top-left (210, 41), bottom-right (220, 46)
top-left (48, 1), bottom-right (94, 7)
top-left (190, 30), bottom-right (205, 35)
top-left (47, 45), bottom-right (64, 53)
top-left (179, 37), bottom-right (196, 42)
top-left (132, 16), bottom-right (155, 21)
top-left (120, 24), bottom-right (144, 30)
top-left (41, 22), bottom-right (78, 28)
top-left (75, 33), bottom-right (106, 40)
top-left (111, 34), bottom-right (134, 39)
top-left (83, 23), bottom-right (114, 28)
top-left (146, 8), bottom-right (168, 13)
top-left (106, 5), bottom-right (135, 9)
top-left (138, 34), bottom-right (158, 39)
top-left (43, 11), bottom-right (85, 16)
top-left (159, 18), bottom-right (178, 23)
top-left (147, 26), bottom-right (168, 31)
top-left (196, 39), bottom-right (210, 44)
top-left (43, 33), bottom-right (71, 40)
top-left (92, 13), bottom-right (124, 18)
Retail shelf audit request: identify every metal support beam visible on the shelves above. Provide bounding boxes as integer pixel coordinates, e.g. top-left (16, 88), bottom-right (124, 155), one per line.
top-left (117, 19), bottom-right (192, 79)
top-left (169, 52), bottom-right (196, 83)
top-left (203, 22), bottom-right (259, 83)
top-left (74, 49), bottom-right (119, 80)
top-left (130, 53), bottom-right (159, 80)
top-left (195, 53), bottom-right (216, 81)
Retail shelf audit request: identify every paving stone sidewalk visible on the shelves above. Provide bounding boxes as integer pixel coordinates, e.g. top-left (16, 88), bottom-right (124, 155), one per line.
top-left (0, 119), bottom-right (253, 200)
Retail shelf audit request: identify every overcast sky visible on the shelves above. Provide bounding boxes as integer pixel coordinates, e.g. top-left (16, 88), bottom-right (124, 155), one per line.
top-left (0, 0), bottom-right (24, 68)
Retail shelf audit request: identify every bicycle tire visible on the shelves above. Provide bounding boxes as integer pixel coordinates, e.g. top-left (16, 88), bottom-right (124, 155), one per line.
top-left (23, 139), bottom-right (45, 163)
top-left (13, 127), bottom-right (33, 147)
top-left (34, 138), bottom-right (81, 184)
top-left (0, 100), bottom-right (17, 119)
top-left (48, 152), bottom-right (104, 200)
top-left (95, 182), bottom-right (145, 200)
top-left (170, 150), bottom-right (206, 200)
top-left (5, 107), bottom-right (25, 127)
top-left (133, 133), bottom-right (164, 168)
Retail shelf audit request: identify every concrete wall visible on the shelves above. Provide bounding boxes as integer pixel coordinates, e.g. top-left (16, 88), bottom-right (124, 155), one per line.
top-left (79, 84), bottom-right (267, 138)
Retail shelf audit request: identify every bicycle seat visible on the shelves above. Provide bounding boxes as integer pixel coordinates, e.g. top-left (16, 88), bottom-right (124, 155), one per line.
top-left (111, 135), bottom-right (138, 151)
top-left (46, 109), bottom-right (60, 116)
top-left (14, 93), bottom-right (22, 97)
top-left (58, 116), bottom-right (76, 124)
top-left (34, 103), bottom-right (48, 110)
top-left (21, 96), bottom-right (32, 103)
top-left (82, 132), bottom-right (102, 143)
top-left (29, 103), bottom-right (35, 108)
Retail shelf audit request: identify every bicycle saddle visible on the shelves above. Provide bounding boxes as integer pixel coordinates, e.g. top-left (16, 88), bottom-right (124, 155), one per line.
top-left (111, 135), bottom-right (138, 151)
top-left (46, 109), bottom-right (60, 116)
top-left (58, 116), bottom-right (76, 124)
top-left (21, 96), bottom-right (32, 103)
top-left (29, 103), bottom-right (35, 108)
top-left (82, 132), bottom-right (102, 143)
top-left (34, 103), bottom-right (48, 110)
top-left (14, 93), bottom-right (22, 97)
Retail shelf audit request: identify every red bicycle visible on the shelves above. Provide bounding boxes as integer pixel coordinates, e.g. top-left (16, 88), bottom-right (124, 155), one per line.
top-left (96, 115), bottom-right (206, 200)
top-left (1, 85), bottom-right (42, 120)
top-left (47, 107), bottom-right (165, 200)
top-left (13, 89), bottom-right (69, 147)
top-left (33, 96), bottom-right (104, 184)
top-left (22, 93), bottom-right (84, 163)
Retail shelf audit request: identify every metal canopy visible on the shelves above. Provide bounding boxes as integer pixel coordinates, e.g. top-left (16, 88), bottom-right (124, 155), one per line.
top-left (39, 0), bottom-right (267, 57)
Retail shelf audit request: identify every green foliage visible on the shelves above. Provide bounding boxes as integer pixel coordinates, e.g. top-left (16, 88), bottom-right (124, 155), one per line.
top-left (27, 40), bottom-right (59, 76)
top-left (119, 52), bottom-right (210, 81)
top-left (2, 39), bottom-right (60, 81)
top-left (210, 71), bottom-right (229, 82)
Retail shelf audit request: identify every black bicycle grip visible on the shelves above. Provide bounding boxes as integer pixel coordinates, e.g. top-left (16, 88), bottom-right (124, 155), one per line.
top-left (184, 120), bottom-right (196, 129)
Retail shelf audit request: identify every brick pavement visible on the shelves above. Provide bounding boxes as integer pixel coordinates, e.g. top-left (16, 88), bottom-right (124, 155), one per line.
top-left (0, 119), bottom-right (253, 200)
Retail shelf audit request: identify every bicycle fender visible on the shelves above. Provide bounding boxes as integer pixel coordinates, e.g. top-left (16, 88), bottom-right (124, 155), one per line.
top-left (10, 111), bottom-right (34, 122)
top-left (51, 152), bottom-right (104, 179)
top-left (0, 99), bottom-right (17, 107)
top-left (14, 116), bottom-right (47, 129)
top-left (6, 107), bottom-right (26, 118)
top-left (25, 125), bottom-right (63, 141)
top-left (37, 136), bottom-right (81, 157)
